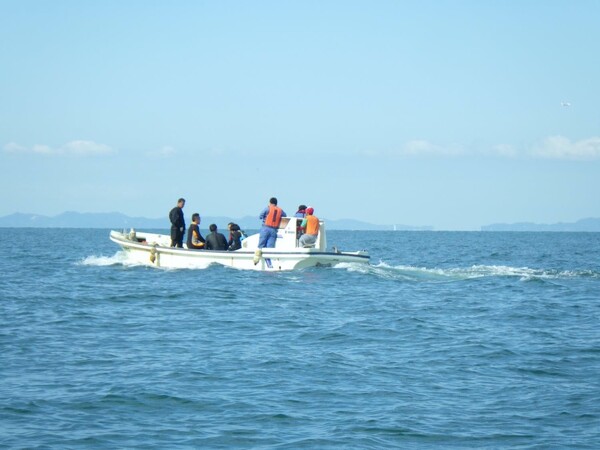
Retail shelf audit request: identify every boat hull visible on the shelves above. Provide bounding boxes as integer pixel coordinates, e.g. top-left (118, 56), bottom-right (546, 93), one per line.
top-left (109, 230), bottom-right (369, 271)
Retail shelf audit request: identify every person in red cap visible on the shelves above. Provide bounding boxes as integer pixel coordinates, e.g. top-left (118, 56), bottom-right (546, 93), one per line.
top-left (299, 207), bottom-right (320, 247)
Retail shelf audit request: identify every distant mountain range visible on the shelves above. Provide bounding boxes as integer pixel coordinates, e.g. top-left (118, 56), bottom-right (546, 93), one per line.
top-left (0, 211), bottom-right (431, 231)
top-left (481, 218), bottom-right (600, 232)
top-left (3, 212), bottom-right (597, 231)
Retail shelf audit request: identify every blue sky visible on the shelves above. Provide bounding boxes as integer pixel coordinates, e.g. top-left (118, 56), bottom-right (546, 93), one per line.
top-left (1, 1), bottom-right (599, 230)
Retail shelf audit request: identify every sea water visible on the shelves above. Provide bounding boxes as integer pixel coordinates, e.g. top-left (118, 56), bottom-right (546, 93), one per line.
top-left (1, 229), bottom-right (599, 449)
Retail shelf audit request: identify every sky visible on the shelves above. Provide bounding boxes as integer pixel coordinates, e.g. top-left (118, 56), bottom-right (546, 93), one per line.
top-left (1, 0), bottom-right (599, 230)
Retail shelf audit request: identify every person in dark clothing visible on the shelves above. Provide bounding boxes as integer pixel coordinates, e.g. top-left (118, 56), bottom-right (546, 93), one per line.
top-left (294, 205), bottom-right (307, 218)
top-left (186, 213), bottom-right (205, 250)
top-left (205, 224), bottom-right (228, 250)
top-left (294, 204), bottom-right (307, 240)
top-left (169, 198), bottom-right (186, 247)
top-left (227, 222), bottom-right (244, 251)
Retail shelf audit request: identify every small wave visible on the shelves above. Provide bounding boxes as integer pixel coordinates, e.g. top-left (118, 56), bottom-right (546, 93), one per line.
top-left (336, 262), bottom-right (599, 282)
top-left (333, 262), bottom-right (446, 282)
top-left (460, 265), bottom-right (600, 280)
top-left (78, 251), bottom-right (145, 267)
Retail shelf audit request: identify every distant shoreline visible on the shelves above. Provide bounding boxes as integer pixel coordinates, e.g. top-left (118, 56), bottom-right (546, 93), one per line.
top-left (0, 212), bottom-right (598, 232)
top-left (0, 211), bottom-right (431, 231)
top-left (481, 217), bottom-right (600, 232)
top-left (1, 227), bottom-right (600, 233)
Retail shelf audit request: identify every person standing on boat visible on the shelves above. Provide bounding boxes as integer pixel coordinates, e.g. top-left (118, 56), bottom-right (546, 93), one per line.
top-left (299, 207), bottom-right (320, 247)
top-left (205, 224), bottom-right (228, 250)
top-left (169, 198), bottom-right (186, 247)
top-left (186, 213), bottom-right (205, 250)
top-left (258, 197), bottom-right (286, 248)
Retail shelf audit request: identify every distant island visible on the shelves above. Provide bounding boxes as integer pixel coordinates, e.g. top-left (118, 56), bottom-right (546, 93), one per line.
top-left (0, 211), bottom-right (432, 231)
top-left (481, 218), bottom-right (600, 232)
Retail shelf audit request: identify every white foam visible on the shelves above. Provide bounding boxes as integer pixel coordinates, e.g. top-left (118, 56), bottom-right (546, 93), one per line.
top-left (336, 262), bottom-right (595, 281)
top-left (78, 251), bottom-right (144, 267)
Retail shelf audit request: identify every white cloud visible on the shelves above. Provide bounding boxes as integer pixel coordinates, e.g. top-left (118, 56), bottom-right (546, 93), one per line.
top-left (147, 145), bottom-right (176, 158)
top-left (3, 140), bottom-right (115, 156)
top-left (32, 144), bottom-right (54, 154)
top-left (62, 140), bottom-right (114, 155)
top-left (402, 140), bottom-right (439, 155)
top-left (531, 136), bottom-right (600, 160)
top-left (3, 142), bottom-right (27, 153)
top-left (398, 140), bottom-right (464, 157)
top-left (375, 137), bottom-right (600, 160)
top-left (489, 144), bottom-right (517, 158)
top-left (356, 140), bottom-right (465, 158)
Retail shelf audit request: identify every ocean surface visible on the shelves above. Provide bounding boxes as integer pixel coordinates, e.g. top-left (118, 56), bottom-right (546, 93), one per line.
top-left (1, 228), bottom-right (599, 449)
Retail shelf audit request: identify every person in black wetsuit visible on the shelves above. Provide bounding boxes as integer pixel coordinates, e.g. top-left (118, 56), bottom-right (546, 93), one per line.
top-left (186, 213), bottom-right (205, 250)
top-left (227, 222), bottom-right (244, 251)
top-left (205, 224), bottom-right (228, 250)
top-left (169, 198), bottom-right (186, 247)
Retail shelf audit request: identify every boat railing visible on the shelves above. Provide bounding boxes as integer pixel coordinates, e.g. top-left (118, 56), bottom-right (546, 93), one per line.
top-left (240, 217), bottom-right (326, 251)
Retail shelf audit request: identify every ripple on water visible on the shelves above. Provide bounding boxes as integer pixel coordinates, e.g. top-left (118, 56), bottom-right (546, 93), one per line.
top-left (1, 229), bottom-right (599, 448)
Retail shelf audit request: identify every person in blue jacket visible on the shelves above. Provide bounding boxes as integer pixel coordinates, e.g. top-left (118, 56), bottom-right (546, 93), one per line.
top-left (258, 197), bottom-right (287, 248)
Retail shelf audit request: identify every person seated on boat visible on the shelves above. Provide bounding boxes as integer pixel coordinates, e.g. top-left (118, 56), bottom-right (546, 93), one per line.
top-left (299, 207), bottom-right (319, 247)
top-left (205, 224), bottom-right (228, 250)
top-left (258, 197), bottom-right (287, 248)
top-left (227, 222), bottom-right (244, 251)
top-left (169, 198), bottom-right (186, 248)
top-left (294, 205), bottom-right (307, 218)
top-left (186, 213), bottom-right (205, 250)
top-left (294, 204), bottom-right (307, 240)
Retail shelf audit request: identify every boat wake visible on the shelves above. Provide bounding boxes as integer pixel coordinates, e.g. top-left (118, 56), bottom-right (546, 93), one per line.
top-left (335, 261), bottom-right (600, 282)
top-left (78, 251), bottom-right (146, 268)
top-left (80, 254), bottom-right (599, 281)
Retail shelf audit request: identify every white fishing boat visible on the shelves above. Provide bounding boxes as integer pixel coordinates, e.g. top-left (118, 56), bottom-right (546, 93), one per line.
top-left (109, 217), bottom-right (369, 271)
